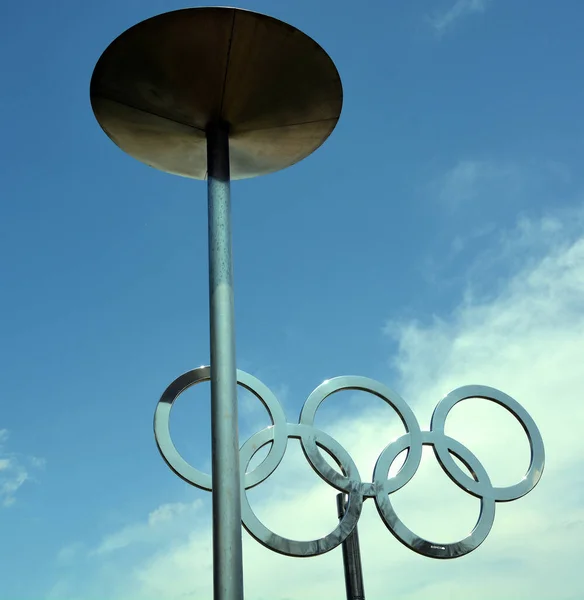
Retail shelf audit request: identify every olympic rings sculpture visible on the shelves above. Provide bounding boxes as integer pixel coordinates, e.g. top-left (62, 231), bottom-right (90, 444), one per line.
top-left (154, 366), bottom-right (544, 559)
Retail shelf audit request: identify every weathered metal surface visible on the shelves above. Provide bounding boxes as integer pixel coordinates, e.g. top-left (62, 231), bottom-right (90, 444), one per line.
top-left (90, 7), bottom-right (343, 179)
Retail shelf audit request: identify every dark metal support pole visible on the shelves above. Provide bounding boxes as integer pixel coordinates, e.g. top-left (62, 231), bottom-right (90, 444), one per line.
top-left (207, 121), bottom-right (244, 600)
top-left (337, 494), bottom-right (365, 600)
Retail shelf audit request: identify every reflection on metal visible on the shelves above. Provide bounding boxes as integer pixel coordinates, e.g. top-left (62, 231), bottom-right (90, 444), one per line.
top-left (155, 367), bottom-right (545, 559)
top-left (90, 7), bottom-right (342, 180)
top-left (91, 8), bottom-right (343, 599)
top-left (337, 493), bottom-right (365, 600)
top-left (91, 6), bottom-right (545, 597)
top-left (206, 120), bottom-right (242, 600)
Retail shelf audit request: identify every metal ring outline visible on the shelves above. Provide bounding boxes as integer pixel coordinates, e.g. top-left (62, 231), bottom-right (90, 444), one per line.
top-left (154, 366), bottom-right (288, 491)
top-left (299, 376), bottom-right (424, 498)
top-left (240, 422), bottom-right (364, 557)
top-left (430, 385), bottom-right (545, 502)
top-left (374, 431), bottom-right (496, 558)
top-left (154, 368), bottom-right (545, 558)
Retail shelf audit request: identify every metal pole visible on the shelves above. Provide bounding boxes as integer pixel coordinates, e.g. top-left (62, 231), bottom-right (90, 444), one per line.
top-left (207, 120), bottom-right (244, 600)
top-left (337, 494), bottom-right (365, 600)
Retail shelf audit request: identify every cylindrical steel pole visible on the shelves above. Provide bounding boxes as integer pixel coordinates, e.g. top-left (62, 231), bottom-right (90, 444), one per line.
top-left (207, 120), bottom-right (244, 600)
top-left (337, 494), bottom-right (365, 600)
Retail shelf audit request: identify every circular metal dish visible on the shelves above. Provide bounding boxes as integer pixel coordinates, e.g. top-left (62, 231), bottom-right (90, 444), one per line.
top-left (90, 7), bottom-right (343, 179)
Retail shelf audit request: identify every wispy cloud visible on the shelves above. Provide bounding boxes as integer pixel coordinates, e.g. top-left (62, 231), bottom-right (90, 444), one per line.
top-left (44, 152), bottom-right (584, 596)
top-left (419, 158), bottom-right (574, 297)
top-left (48, 204), bottom-right (584, 599)
top-left (56, 542), bottom-right (85, 566)
top-left (93, 500), bottom-right (203, 556)
top-left (428, 159), bottom-right (520, 209)
top-left (426, 158), bottom-right (572, 229)
top-left (0, 429), bottom-right (44, 507)
top-left (429, 0), bottom-right (490, 36)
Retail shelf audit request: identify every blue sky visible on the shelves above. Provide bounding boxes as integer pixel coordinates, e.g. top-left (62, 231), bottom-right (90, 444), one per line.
top-left (1, 0), bottom-right (583, 598)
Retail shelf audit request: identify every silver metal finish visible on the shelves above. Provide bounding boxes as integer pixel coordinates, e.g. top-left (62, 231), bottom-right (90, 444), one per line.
top-left (206, 122), bottom-right (243, 600)
top-left (91, 9), bottom-right (342, 595)
top-left (91, 7), bottom-right (545, 594)
top-left (155, 369), bottom-right (545, 559)
top-left (337, 494), bottom-right (365, 600)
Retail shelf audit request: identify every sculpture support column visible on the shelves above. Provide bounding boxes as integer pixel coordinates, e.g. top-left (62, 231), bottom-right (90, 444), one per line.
top-left (207, 121), bottom-right (244, 600)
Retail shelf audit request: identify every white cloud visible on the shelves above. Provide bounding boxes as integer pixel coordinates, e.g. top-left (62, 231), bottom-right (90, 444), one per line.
top-left (0, 429), bottom-right (44, 507)
top-left (57, 543), bottom-right (85, 566)
top-left (93, 500), bottom-right (203, 556)
top-left (429, 0), bottom-right (490, 35)
top-left (49, 206), bottom-right (584, 599)
top-left (428, 159), bottom-right (522, 209)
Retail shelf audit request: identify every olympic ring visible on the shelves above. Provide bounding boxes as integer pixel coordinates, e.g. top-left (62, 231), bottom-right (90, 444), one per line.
top-left (154, 367), bottom-right (287, 491)
top-left (154, 367), bottom-right (545, 559)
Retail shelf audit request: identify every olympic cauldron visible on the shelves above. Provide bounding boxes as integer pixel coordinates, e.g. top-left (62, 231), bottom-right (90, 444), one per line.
top-left (90, 7), bottom-right (545, 599)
